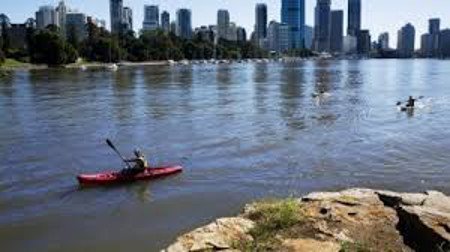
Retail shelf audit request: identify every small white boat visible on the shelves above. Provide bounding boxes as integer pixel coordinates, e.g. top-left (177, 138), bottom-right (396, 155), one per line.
top-left (80, 65), bottom-right (87, 71)
top-left (107, 63), bottom-right (118, 71)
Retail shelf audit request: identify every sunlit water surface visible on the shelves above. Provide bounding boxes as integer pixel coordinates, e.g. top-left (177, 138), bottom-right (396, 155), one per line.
top-left (1, 60), bottom-right (450, 251)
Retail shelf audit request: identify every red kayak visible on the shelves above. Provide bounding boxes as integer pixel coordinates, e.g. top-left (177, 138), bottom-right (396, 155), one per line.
top-left (77, 166), bottom-right (183, 186)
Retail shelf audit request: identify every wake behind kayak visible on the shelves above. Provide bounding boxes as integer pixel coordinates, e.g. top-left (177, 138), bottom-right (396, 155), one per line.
top-left (77, 166), bottom-right (183, 186)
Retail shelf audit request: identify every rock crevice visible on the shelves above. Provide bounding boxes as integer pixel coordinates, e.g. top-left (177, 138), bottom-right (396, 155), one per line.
top-left (377, 190), bottom-right (450, 252)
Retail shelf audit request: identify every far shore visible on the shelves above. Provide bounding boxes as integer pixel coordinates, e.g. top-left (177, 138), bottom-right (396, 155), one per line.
top-left (1, 57), bottom-right (448, 72)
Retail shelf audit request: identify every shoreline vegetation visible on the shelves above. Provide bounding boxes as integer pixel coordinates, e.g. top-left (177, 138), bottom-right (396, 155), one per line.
top-left (0, 20), bottom-right (314, 71)
top-left (1, 22), bottom-right (447, 73)
top-left (164, 188), bottom-right (450, 252)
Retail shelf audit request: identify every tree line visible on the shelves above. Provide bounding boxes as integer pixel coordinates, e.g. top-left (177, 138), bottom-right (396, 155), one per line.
top-left (0, 20), bottom-right (269, 66)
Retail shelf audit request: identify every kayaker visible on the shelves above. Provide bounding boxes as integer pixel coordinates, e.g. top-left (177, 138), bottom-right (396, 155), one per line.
top-left (406, 96), bottom-right (416, 108)
top-left (124, 149), bottom-right (149, 174)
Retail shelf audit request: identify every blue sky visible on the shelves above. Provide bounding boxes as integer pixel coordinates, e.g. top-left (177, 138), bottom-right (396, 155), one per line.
top-left (3, 0), bottom-right (450, 48)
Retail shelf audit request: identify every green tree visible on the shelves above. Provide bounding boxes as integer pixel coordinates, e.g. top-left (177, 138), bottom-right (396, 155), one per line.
top-left (81, 22), bottom-right (122, 62)
top-left (66, 24), bottom-right (80, 51)
top-left (29, 28), bottom-right (78, 65)
top-left (0, 14), bottom-right (10, 53)
top-left (0, 48), bottom-right (5, 65)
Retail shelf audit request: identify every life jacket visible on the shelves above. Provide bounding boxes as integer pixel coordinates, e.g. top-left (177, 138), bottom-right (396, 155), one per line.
top-left (135, 156), bottom-right (148, 170)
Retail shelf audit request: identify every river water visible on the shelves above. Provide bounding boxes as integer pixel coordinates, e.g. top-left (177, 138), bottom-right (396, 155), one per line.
top-left (1, 60), bottom-right (450, 251)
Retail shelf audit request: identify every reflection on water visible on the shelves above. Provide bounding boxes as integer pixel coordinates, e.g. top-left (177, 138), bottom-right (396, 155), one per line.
top-left (1, 60), bottom-right (450, 252)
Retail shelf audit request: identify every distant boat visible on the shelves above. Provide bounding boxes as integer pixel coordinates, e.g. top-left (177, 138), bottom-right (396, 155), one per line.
top-left (107, 63), bottom-right (118, 71)
top-left (80, 65), bottom-right (87, 71)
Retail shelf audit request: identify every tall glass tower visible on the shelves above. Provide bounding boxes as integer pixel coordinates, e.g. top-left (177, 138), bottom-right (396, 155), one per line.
top-left (176, 9), bottom-right (192, 40)
top-left (281, 0), bottom-right (305, 49)
top-left (255, 4), bottom-right (267, 42)
top-left (110, 0), bottom-right (123, 34)
top-left (314, 0), bottom-right (331, 52)
top-left (347, 0), bottom-right (361, 36)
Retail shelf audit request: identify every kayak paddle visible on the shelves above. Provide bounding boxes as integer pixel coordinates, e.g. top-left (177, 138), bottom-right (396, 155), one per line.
top-left (396, 96), bottom-right (425, 105)
top-left (106, 139), bottom-right (132, 169)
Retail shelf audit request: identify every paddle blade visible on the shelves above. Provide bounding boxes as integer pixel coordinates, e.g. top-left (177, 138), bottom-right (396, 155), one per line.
top-left (106, 139), bottom-right (116, 150)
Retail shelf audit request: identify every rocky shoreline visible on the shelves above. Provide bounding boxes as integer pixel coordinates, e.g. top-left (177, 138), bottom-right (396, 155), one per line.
top-left (163, 188), bottom-right (450, 252)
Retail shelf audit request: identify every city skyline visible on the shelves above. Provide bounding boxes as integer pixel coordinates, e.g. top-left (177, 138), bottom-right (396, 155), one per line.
top-left (2, 0), bottom-right (450, 48)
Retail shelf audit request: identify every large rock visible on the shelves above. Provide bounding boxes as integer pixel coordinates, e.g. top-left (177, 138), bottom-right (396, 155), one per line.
top-left (164, 189), bottom-right (450, 252)
top-left (163, 217), bottom-right (254, 252)
top-left (282, 239), bottom-right (340, 252)
top-left (377, 190), bottom-right (450, 251)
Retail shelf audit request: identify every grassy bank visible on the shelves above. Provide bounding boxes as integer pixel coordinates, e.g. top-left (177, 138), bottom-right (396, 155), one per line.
top-left (234, 198), bottom-right (305, 251)
top-left (0, 58), bottom-right (46, 70)
top-left (233, 198), bottom-right (374, 252)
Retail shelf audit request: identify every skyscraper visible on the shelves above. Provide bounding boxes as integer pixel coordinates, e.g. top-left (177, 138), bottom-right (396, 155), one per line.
top-left (314, 0), bottom-right (331, 52)
top-left (330, 10), bottom-right (343, 53)
top-left (255, 4), bottom-right (267, 45)
top-left (348, 0), bottom-right (361, 37)
top-left (279, 23), bottom-right (290, 53)
top-left (397, 23), bottom-right (415, 58)
top-left (421, 33), bottom-right (432, 57)
top-left (343, 35), bottom-right (357, 54)
top-left (429, 18), bottom-right (440, 57)
top-left (110, 0), bottom-right (123, 33)
top-left (122, 7), bottom-right (133, 31)
top-left (66, 12), bottom-right (87, 42)
top-left (268, 21), bottom-right (280, 52)
top-left (217, 10), bottom-right (230, 40)
top-left (421, 19), bottom-right (440, 58)
top-left (304, 25), bottom-right (313, 49)
top-left (143, 5), bottom-right (159, 31)
top-left (161, 11), bottom-right (170, 33)
top-left (378, 32), bottom-right (389, 50)
top-left (237, 27), bottom-right (247, 42)
top-left (429, 18), bottom-right (440, 34)
top-left (35, 6), bottom-right (57, 30)
top-left (56, 1), bottom-right (67, 37)
top-left (281, 0), bottom-right (305, 49)
top-left (358, 30), bottom-right (371, 55)
top-left (439, 29), bottom-right (450, 58)
top-left (176, 9), bottom-right (192, 40)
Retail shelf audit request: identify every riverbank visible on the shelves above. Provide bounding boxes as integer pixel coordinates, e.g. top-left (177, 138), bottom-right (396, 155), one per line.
top-left (0, 58), bottom-right (47, 71)
top-left (164, 188), bottom-right (450, 252)
top-left (0, 59), bottom-right (170, 71)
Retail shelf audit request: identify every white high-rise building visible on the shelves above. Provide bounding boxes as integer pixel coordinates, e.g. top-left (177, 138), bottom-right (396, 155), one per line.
top-left (217, 9), bottom-right (230, 40)
top-left (56, 1), bottom-right (67, 37)
top-left (122, 7), bottom-right (133, 31)
top-left (267, 21), bottom-right (289, 53)
top-left (226, 22), bottom-right (238, 41)
top-left (343, 35), bottom-right (357, 54)
top-left (143, 5), bottom-right (159, 31)
top-left (36, 6), bottom-right (58, 29)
